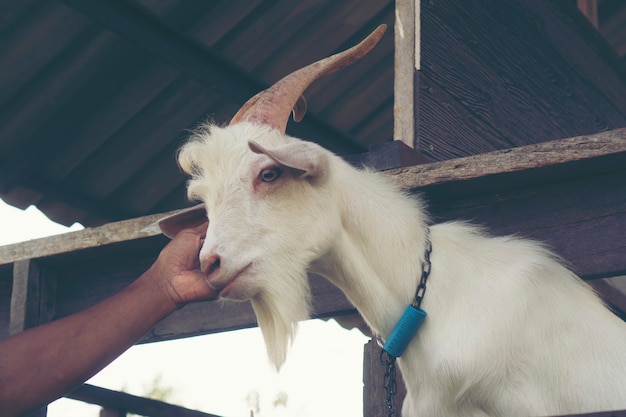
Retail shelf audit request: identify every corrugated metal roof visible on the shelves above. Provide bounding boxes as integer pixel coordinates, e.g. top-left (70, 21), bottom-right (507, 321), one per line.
top-left (0, 0), bottom-right (624, 227)
top-left (0, 0), bottom-right (394, 226)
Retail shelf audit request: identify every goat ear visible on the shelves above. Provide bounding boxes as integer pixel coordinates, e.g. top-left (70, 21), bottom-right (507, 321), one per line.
top-left (158, 204), bottom-right (207, 239)
top-left (291, 95), bottom-right (307, 122)
top-left (248, 140), bottom-right (328, 180)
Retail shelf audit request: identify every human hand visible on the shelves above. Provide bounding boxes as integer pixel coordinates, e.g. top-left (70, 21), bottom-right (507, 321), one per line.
top-left (147, 222), bottom-right (217, 307)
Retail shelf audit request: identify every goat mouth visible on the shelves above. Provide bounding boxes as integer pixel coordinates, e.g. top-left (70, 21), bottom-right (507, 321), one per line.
top-left (210, 263), bottom-right (252, 297)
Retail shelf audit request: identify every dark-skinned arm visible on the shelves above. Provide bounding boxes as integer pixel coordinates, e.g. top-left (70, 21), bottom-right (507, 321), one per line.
top-left (0, 223), bottom-right (214, 417)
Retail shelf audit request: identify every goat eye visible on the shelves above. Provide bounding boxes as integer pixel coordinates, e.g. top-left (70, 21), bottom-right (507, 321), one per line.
top-left (259, 166), bottom-right (282, 183)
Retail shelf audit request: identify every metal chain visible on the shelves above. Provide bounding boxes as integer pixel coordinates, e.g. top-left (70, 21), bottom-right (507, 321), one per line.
top-left (380, 232), bottom-right (432, 417)
top-left (380, 349), bottom-right (398, 417)
top-left (412, 236), bottom-right (432, 310)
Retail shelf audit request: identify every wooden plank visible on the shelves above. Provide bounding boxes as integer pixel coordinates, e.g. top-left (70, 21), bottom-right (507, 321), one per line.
top-left (416, 72), bottom-right (512, 159)
top-left (363, 339), bottom-right (406, 417)
top-left (394, 0), bottom-right (418, 148)
top-left (9, 259), bottom-right (42, 335)
top-left (0, 212), bottom-right (165, 265)
top-left (67, 384), bottom-right (221, 417)
top-left (388, 128), bottom-right (626, 190)
top-left (418, 0), bottom-right (626, 160)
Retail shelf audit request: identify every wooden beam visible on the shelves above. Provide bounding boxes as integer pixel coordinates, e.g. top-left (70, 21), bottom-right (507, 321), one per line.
top-left (0, 212), bottom-right (165, 265)
top-left (394, 0), bottom-right (419, 148)
top-left (67, 384), bottom-right (221, 417)
top-left (9, 260), bottom-right (42, 335)
top-left (389, 128), bottom-right (626, 190)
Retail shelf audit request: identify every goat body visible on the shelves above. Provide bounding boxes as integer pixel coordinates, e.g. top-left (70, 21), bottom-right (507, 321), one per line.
top-left (163, 122), bottom-right (626, 416)
top-left (158, 26), bottom-right (626, 416)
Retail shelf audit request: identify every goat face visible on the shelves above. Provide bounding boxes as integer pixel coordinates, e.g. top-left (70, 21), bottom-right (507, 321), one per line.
top-left (164, 122), bottom-right (343, 367)
top-left (176, 123), bottom-right (338, 301)
top-left (160, 24), bottom-right (386, 305)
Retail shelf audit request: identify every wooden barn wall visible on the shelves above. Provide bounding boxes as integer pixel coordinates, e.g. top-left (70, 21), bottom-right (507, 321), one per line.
top-left (417, 0), bottom-right (626, 160)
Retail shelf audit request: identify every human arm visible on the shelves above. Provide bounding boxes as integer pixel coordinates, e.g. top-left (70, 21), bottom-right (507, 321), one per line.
top-left (0, 223), bottom-right (214, 416)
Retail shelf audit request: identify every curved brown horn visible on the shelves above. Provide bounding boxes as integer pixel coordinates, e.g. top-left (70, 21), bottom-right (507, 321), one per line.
top-left (230, 24), bottom-right (387, 133)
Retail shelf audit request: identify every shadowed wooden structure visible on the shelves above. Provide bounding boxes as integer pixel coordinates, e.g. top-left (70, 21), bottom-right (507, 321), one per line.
top-left (1, 0), bottom-right (626, 415)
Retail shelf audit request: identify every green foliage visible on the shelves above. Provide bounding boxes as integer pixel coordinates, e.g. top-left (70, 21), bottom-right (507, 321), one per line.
top-left (141, 373), bottom-right (175, 402)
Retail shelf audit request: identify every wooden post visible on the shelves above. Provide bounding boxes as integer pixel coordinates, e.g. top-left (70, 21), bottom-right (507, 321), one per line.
top-left (10, 259), bottom-right (55, 417)
top-left (10, 260), bottom-right (44, 335)
top-left (363, 339), bottom-right (406, 417)
top-left (394, 0), bottom-right (419, 149)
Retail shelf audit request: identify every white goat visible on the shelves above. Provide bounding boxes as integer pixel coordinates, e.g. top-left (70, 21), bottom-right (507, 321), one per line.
top-left (159, 25), bottom-right (626, 416)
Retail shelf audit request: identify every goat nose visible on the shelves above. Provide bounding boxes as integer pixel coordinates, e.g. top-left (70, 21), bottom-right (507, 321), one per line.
top-left (201, 253), bottom-right (221, 276)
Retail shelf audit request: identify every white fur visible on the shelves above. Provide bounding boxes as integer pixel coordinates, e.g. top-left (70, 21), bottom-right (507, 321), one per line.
top-left (178, 121), bottom-right (626, 416)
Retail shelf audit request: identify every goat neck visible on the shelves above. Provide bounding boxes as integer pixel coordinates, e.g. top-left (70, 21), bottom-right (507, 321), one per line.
top-left (311, 159), bottom-right (431, 340)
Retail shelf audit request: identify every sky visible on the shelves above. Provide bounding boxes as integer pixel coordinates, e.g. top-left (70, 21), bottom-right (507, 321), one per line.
top-left (0, 198), bottom-right (369, 417)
